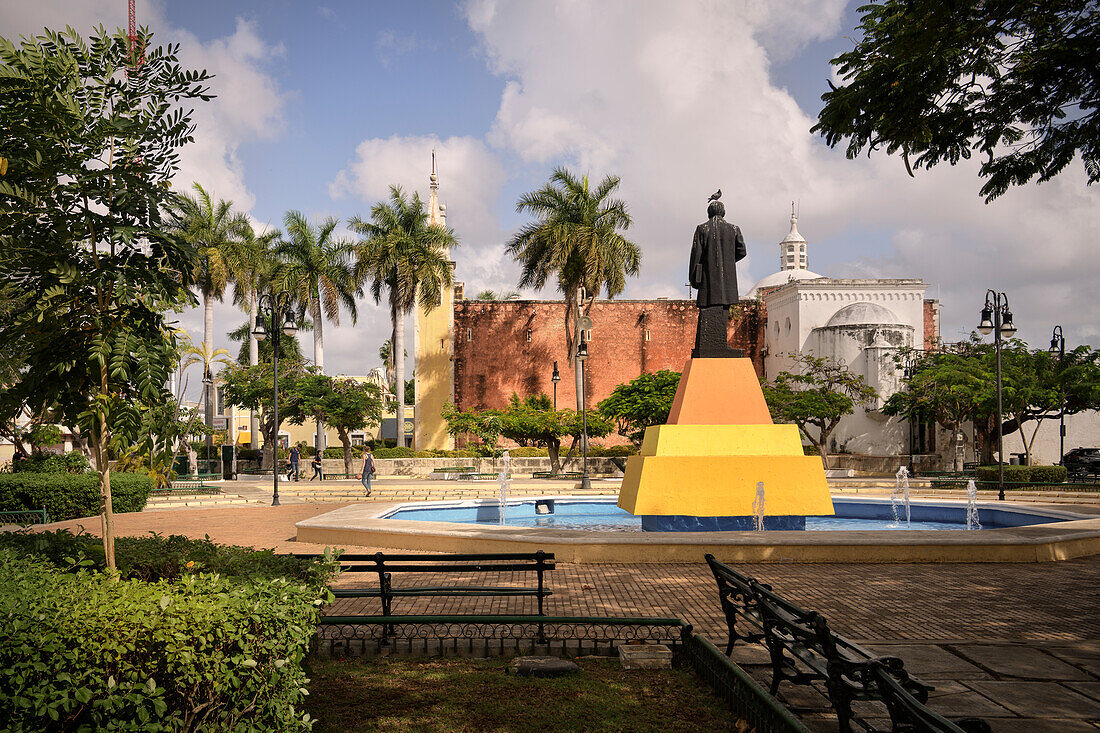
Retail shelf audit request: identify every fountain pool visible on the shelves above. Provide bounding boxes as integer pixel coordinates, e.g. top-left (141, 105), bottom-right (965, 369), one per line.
top-left (295, 496), bottom-right (1100, 564)
top-left (380, 496), bottom-right (1076, 532)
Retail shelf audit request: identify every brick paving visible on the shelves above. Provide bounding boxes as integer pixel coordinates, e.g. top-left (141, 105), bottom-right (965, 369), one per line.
top-left (45, 501), bottom-right (1100, 729)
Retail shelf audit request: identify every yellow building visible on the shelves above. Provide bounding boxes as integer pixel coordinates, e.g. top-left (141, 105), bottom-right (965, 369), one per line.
top-left (413, 151), bottom-right (456, 450)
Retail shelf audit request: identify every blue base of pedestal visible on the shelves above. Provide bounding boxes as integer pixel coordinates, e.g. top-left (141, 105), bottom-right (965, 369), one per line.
top-left (640, 515), bottom-right (807, 532)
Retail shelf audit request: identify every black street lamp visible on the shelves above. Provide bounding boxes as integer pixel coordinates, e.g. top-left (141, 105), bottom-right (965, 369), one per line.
top-left (576, 336), bottom-right (591, 491)
top-left (253, 290), bottom-right (297, 506)
top-left (977, 290), bottom-right (1017, 501)
top-left (202, 369), bottom-right (214, 476)
top-left (1050, 325), bottom-right (1066, 465)
top-left (902, 355), bottom-right (919, 474)
top-left (551, 361), bottom-right (561, 411)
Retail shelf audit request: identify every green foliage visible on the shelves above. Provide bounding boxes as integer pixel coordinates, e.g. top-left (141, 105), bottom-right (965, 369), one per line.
top-left (762, 354), bottom-right (877, 468)
top-left (813, 0), bottom-right (1100, 201)
top-left (507, 167), bottom-right (641, 359)
top-left (0, 26), bottom-right (213, 566)
top-left (371, 446), bottom-right (417, 459)
top-left (290, 374), bottom-right (382, 473)
top-left (974, 464), bottom-right (1068, 486)
top-left (0, 548), bottom-right (330, 731)
top-left (0, 472), bottom-right (153, 521)
top-left (1029, 465), bottom-right (1069, 484)
top-left (219, 360), bottom-right (311, 468)
top-left (597, 370), bottom-right (681, 445)
top-left (11, 450), bottom-right (90, 474)
top-left (0, 530), bottom-right (339, 587)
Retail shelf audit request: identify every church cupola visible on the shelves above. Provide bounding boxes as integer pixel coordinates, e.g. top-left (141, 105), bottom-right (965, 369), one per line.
top-left (779, 203), bottom-right (807, 272)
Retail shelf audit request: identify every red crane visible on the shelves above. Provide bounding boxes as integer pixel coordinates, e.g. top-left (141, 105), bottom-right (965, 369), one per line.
top-left (127, 0), bottom-right (144, 72)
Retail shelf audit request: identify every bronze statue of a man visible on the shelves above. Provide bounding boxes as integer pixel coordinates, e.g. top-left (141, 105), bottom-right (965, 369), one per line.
top-left (689, 195), bottom-right (746, 358)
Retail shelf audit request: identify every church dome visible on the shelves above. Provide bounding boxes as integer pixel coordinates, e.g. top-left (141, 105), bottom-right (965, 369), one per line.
top-left (825, 302), bottom-right (901, 327)
top-left (746, 268), bottom-right (824, 297)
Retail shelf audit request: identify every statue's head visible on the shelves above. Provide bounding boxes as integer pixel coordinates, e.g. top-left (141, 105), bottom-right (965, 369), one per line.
top-left (708, 200), bottom-right (725, 219)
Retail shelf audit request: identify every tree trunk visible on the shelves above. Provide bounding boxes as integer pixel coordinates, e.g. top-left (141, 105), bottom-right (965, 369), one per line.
top-left (339, 429), bottom-right (354, 475)
top-left (548, 438), bottom-right (561, 474)
top-left (203, 291), bottom-right (214, 360)
top-left (93, 361), bottom-right (115, 570)
top-left (394, 300), bottom-right (406, 448)
top-left (249, 288), bottom-right (259, 450)
top-left (312, 296), bottom-right (326, 453)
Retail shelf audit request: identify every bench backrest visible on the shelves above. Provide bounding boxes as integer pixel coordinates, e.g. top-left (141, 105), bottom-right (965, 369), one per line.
top-left (335, 551), bottom-right (555, 575)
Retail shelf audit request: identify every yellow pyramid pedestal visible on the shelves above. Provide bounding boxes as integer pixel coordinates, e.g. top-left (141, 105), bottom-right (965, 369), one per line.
top-left (617, 358), bottom-right (833, 527)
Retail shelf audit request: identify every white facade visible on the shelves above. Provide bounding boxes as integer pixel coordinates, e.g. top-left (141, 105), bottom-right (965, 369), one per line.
top-left (761, 278), bottom-right (929, 455)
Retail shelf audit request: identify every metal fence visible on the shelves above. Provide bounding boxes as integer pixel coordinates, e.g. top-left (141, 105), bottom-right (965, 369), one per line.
top-left (680, 626), bottom-right (809, 733)
top-left (0, 508), bottom-right (49, 526)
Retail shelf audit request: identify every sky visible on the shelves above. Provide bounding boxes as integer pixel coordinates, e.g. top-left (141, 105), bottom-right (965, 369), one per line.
top-left (4, 0), bottom-right (1098, 386)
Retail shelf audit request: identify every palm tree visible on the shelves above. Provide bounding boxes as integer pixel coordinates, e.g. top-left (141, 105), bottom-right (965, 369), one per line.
top-left (181, 341), bottom-right (235, 461)
top-left (378, 338), bottom-right (407, 398)
top-left (165, 183), bottom-right (252, 363)
top-left (227, 314), bottom-right (310, 365)
top-left (275, 211), bottom-right (361, 451)
top-left (476, 289), bottom-right (521, 301)
top-left (507, 167), bottom-right (640, 367)
top-left (351, 185), bottom-right (457, 448)
top-left (228, 224), bottom-right (280, 448)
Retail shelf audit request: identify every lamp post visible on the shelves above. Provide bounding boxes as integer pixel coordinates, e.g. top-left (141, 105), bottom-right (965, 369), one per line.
top-left (902, 355), bottom-right (918, 474)
top-left (551, 361), bottom-right (561, 411)
top-left (202, 369), bottom-right (214, 476)
top-left (576, 335), bottom-right (591, 491)
top-left (253, 290), bottom-right (297, 506)
top-left (977, 290), bottom-right (1017, 501)
top-left (1050, 325), bottom-right (1066, 465)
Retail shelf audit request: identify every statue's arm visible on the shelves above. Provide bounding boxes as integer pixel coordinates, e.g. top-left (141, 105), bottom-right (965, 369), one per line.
top-left (735, 226), bottom-right (747, 262)
top-left (689, 228), bottom-right (703, 286)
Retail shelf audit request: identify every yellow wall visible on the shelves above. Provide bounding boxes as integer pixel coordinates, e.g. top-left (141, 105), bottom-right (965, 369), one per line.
top-left (414, 277), bottom-right (455, 450)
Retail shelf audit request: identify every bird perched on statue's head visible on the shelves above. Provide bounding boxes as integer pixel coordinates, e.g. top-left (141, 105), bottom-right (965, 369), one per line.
top-left (708, 189), bottom-right (721, 202)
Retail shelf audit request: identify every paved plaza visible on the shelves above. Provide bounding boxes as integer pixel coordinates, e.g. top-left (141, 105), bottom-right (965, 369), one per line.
top-left (49, 483), bottom-right (1100, 731)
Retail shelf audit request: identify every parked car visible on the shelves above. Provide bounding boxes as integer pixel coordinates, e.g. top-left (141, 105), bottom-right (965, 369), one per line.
top-left (1062, 447), bottom-right (1100, 478)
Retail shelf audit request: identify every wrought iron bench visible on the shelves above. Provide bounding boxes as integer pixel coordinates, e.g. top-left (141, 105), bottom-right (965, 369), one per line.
top-left (869, 662), bottom-right (991, 732)
top-left (705, 554), bottom-right (944, 733)
top-left (318, 551), bottom-right (555, 643)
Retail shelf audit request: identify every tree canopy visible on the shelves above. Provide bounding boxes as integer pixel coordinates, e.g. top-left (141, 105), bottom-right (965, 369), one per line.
top-left (0, 26), bottom-right (211, 568)
top-left (761, 355), bottom-right (878, 468)
top-left (813, 0), bottom-right (1099, 201)
top-left (597, 370), bottom-right (681, 446)
top-left (289, 374), bottom-right (382, 474)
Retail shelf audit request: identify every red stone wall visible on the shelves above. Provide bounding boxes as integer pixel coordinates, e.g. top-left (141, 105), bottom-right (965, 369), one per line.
top-left (923, 299), bottom-right (940, 351)
top-left (453, 299), bottom-right (766, 413)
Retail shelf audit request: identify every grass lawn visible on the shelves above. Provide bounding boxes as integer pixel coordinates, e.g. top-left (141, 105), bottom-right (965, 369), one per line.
top-left (306, 656), bottom-right (737, 732)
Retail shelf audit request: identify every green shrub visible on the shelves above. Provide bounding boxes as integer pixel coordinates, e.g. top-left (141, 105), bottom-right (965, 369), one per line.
top-left (12, 450), bottom-right (90, 474)
top-left (803, 445), bottom-right (820, 456)
top-left (506, 447), bottom-right (550, 457)
top-left (975, 464), bottom-right (1032, 484)
top-left (372, 446), bottom-right (417, 459)
top-left (0, 530), bottom-right (340, 588)
top-left (0, 549), bottom-right (331, 731)
top-left (1028, 465), bottom-right (1068, 485)
top-left (0, 472), bottom-right (153, 521)
top-left (238, 448), bottom-right (263, 462)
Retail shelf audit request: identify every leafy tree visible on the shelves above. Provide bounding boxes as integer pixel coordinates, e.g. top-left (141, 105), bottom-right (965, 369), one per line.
top-left (351, 185), bottom-right (457, 448)
top-left (276, 211), bottom-right (360, 452)
top-left (164, 182), bottom-right (251, 355)
top-left (289, 374), bottom-right (382, 475)
top-left (507, 167), bottom-right (640, 371)
top-left (598, 370), bottom-right (681, 446)
top-left (229, 224), bottom-right (279, 447)
top-left (762, 355), bottom-right (878, 468)
top-left (441, 402), bottom-right (502, 457)
top-left (0, 26), bottom-right (210, 568)
top-left (476, 289), bottom-right (520, 301)
top-left (218, 361), bottom-right (309, 469)
top-left (813, 0), bottom-right (1100, 202)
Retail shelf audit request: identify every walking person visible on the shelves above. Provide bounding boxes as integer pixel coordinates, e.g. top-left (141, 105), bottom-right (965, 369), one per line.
top-left (358, 448), bottom-right (376, 497)
top-left (288, 444), bottom-right (301, 482)
top-left (310, 453), bottom-right (323, 481)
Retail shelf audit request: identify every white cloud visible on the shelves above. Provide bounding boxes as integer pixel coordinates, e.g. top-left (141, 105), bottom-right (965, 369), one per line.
top-left (463, 0), bottom-right (1100, 348)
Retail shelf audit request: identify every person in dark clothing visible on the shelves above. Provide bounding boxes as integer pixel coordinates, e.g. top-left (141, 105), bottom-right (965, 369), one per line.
top-left (288, 445), bottom-right (300, 481)
top-left (358, 449), bottom-right (376, 497)
top-left (688, 196), bottom-right (747, 358)
top-left (310, 454), bottom-right (323, 481)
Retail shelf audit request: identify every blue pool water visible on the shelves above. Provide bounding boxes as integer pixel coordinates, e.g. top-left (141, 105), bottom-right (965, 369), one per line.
top-left (382, 499), bottom-right (1067, 532)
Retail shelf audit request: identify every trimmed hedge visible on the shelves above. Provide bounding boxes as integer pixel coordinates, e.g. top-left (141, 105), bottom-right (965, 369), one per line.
top-left (0, 548), bottom-right (330, 731)
top-left (12, 450), bottom-right (90, 474)
top-left (0, 530), bottom-right (339, 587)
top-left (0, 472), bottom-right (154, 521)
top-left (974, 464), bottom-right (1068, 486)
